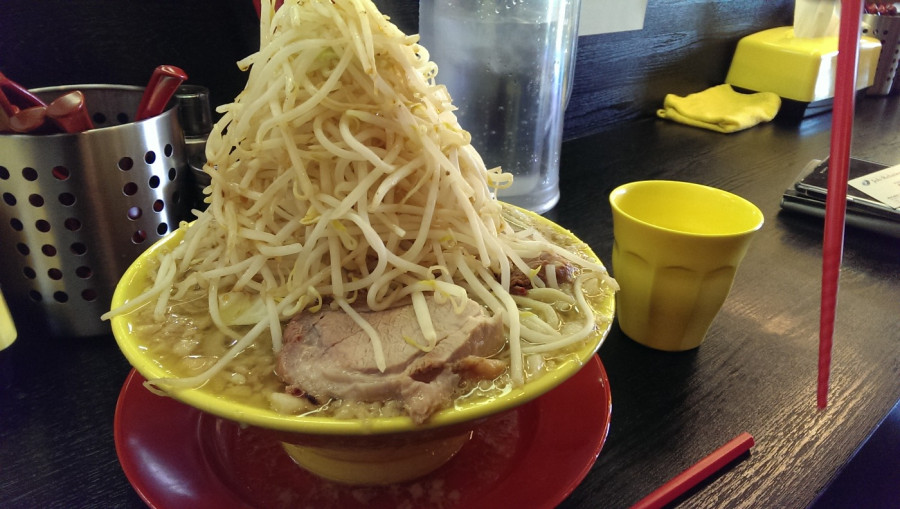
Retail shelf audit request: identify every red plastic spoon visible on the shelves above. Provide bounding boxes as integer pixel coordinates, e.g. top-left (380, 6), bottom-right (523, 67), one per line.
top-left (46, 90), bottom-right (94, 133)
top-left (134, 65), bottom-right (188, 121)
top-left (9, 106), bottom-right (51, 134)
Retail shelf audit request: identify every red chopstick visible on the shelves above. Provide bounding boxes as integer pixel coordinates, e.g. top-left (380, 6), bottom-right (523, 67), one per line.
top-left (818, 0), bottom-right (863, 410)
top-left (630, 432), bottom-right (755, 509)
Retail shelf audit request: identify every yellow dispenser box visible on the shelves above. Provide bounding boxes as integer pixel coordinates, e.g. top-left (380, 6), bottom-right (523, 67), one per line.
top-left (726, 26), bottom-right (881, 103)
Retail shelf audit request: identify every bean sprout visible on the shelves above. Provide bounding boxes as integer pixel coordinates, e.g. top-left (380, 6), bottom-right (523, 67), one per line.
top-left (103, 0), bottom-right (616, 391)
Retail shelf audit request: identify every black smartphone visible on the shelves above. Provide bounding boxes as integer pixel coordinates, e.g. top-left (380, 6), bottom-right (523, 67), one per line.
top-left (793, 157), bottom-right (900, 220)
top-left (780, 158), bottom-right (900, 238)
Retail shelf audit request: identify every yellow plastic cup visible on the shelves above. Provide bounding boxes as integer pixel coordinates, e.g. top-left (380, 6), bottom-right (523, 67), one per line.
top-left (609, 181), bottom-right (764, 351)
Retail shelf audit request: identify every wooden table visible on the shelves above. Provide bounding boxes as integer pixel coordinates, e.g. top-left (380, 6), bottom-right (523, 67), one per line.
top-left (551, 95), bottom-right (900, 508)
top-left (2, 94), bottom-right (898, 508)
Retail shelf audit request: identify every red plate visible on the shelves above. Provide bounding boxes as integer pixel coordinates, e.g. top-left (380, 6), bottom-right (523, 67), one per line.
top-left (114, 355), bottom-right (611, 509)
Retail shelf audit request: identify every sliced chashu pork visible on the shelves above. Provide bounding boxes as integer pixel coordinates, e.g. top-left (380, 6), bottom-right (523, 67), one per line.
top-left (275, 296), bottom-right (507, 424)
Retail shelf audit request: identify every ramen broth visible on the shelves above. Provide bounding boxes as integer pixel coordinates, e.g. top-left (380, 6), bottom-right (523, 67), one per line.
top-left (128, 214), bottom-right (613, 420)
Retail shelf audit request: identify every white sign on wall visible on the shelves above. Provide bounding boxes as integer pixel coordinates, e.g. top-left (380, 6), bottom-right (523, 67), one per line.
top-left (579, 0), bottom-right (648, 35)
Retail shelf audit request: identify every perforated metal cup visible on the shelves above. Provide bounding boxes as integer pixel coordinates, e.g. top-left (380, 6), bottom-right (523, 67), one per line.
top-left (0, 85), bottom-right (196, 338)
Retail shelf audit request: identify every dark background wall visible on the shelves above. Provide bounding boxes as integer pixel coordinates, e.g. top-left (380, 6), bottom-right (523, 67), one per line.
top-left (0, 0), bottom-right (794, 140)
top-left (566, 1), bottom-right (793, 138)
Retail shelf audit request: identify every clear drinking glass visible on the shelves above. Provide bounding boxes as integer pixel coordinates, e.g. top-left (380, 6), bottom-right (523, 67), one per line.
top-left (419, 0), bottom-right (581, 214)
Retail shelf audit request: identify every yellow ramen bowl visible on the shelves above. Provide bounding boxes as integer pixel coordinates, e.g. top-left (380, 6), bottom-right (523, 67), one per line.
top-left (110, 205), bottom-right (615, 484)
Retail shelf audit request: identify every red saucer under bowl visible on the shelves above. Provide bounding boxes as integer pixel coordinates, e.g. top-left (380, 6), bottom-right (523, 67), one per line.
top-left (114, 354), bottom-right (611, 509)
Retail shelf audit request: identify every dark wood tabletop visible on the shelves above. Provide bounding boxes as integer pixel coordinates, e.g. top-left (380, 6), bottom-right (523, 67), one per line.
top-left (2, 93), bottom-right (899, 508)
top-left (551, 94), bottom-right (900, 508)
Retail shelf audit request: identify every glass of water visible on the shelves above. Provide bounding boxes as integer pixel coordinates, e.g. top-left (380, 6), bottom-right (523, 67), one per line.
top-left (419, 0), bottom-right (582, 214)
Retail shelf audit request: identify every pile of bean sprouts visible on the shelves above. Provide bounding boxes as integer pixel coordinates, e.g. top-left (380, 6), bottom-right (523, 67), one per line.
top-left (103, 0), bottom-right (616, 390)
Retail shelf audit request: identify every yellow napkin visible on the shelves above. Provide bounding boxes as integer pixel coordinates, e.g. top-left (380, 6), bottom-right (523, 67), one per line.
top-left (656, 84), bottom-right (781, 133)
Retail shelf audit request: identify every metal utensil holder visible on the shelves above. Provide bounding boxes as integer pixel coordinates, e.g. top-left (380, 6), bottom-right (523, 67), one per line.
top-left (0, 85), bottom-right (196, 338)
top-left (864, 13), bottom-right (900, 95)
